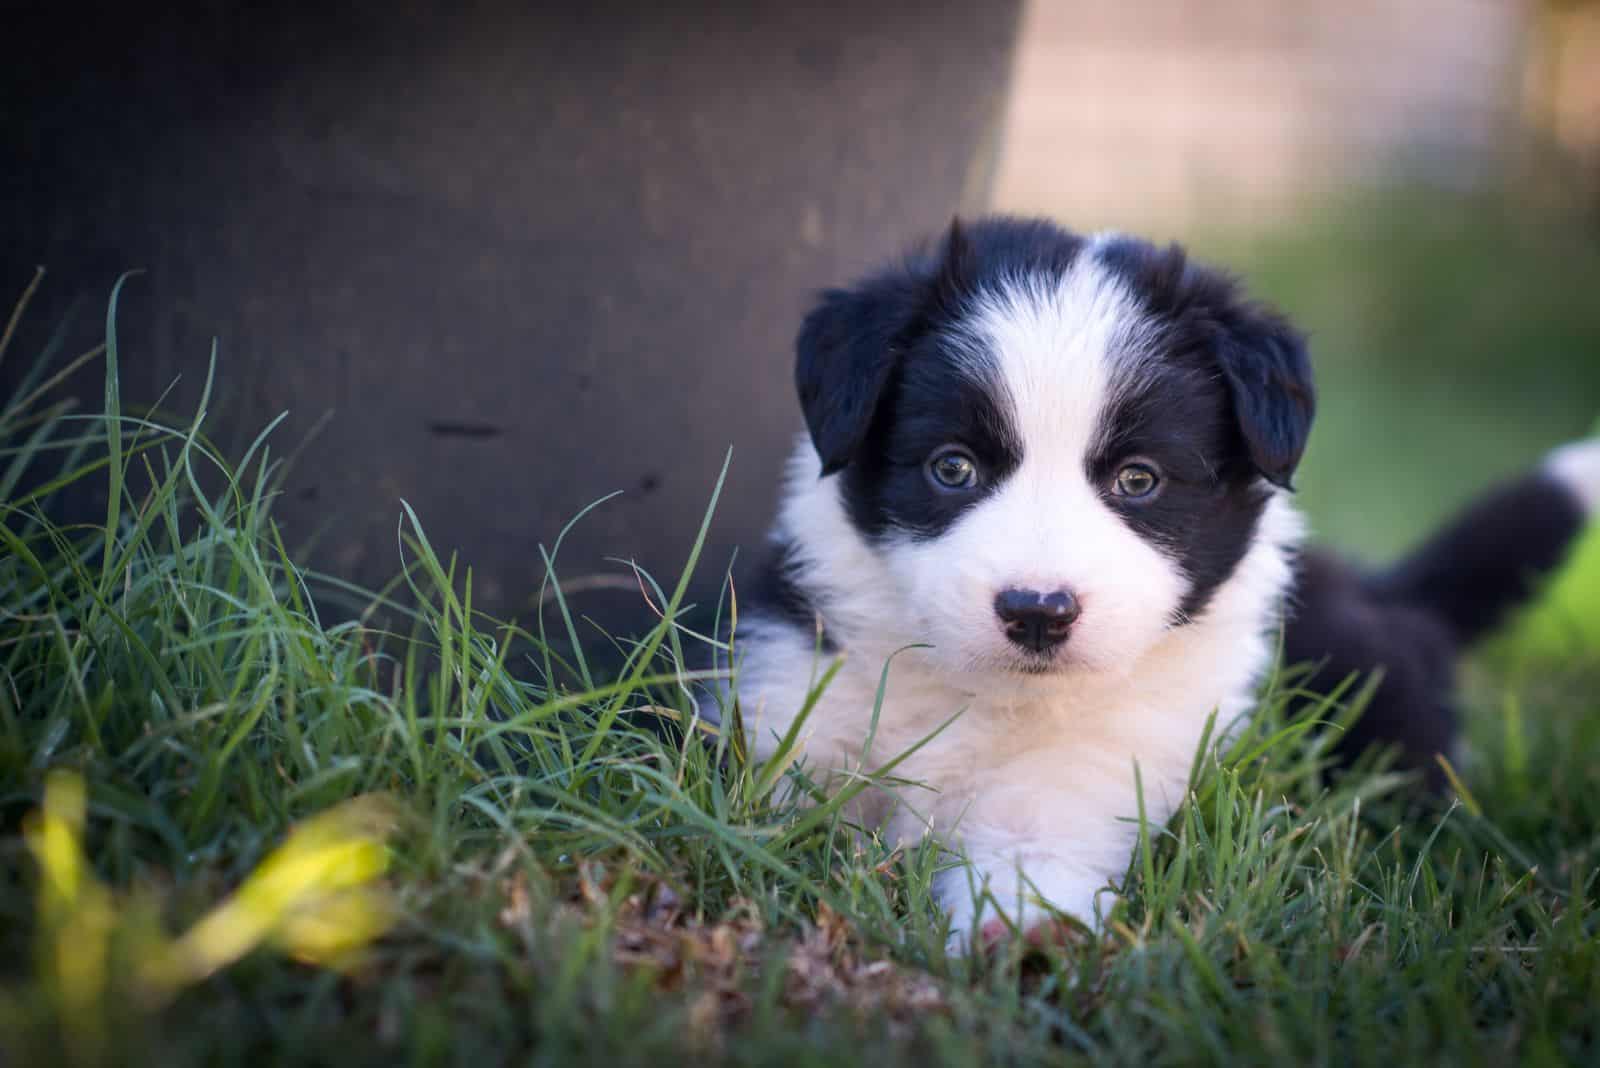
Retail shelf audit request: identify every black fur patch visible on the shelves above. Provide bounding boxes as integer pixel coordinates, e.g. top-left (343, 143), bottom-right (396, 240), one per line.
top-left (795, 268), bottom-right (934, 477)
top-left (1287, 470), bottom-right (1588, 786)
top-left (840, 336), bottom-right (1022, 540)
top-left (1088, 358), bottom-right (1271, 621)
top-left (750, 539), bottom-right (836, 652)
top-left (1285, 548), bottom-right (1459, 787)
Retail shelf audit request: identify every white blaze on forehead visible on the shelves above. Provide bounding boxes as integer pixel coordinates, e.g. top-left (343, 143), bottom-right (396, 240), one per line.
top-left (880, 237), bottom-right (1186, 677)
top-left (957, 237), bottom-right (1153, 467)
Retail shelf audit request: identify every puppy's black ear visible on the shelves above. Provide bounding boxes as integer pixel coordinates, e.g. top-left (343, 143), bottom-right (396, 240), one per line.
top-left (1096, 235), bottom-right (1314, 489)
top-left (931, 217), bottom-right (976, 320)
top-left (1215, 310), bottom-right (1315, 490)
top-left (795, 224), bottom-right (965, 474)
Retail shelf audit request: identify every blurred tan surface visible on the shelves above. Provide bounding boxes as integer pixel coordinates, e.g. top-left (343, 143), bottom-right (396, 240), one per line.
top-left (992, 0), bottom-right (1534, 230)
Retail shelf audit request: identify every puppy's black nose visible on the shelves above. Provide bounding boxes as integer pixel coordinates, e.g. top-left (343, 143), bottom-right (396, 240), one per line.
top-left (994, 588), bottom-right (1080, 653)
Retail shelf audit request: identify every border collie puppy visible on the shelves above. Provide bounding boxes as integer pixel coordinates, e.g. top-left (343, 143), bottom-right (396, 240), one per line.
top-left (724, 217), bottom-right (1599, 950)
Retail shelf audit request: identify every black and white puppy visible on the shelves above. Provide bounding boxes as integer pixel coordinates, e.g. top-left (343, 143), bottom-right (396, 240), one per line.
top-left (725, 217), bottom-right (1599, 949)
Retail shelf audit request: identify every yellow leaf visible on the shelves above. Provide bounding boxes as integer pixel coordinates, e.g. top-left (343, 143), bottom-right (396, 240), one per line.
top-left (150, 795), bottom-right (399, 992)
top-left (24, 770), bottom-right (90, 913)
top-left (22, 771), bottom-right (114, 1061)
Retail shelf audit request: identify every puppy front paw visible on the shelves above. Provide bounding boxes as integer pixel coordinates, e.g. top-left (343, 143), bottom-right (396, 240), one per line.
top-left (978, 915), bottom-right (1086, 954)
top-left (938, 866), bottom-right (1110, 956)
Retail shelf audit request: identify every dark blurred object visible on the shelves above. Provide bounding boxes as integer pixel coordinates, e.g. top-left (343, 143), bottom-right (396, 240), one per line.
top-left (0, 1), bottom-right (1020, 637)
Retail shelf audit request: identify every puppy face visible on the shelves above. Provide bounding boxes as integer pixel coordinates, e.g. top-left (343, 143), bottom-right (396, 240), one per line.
top-left (794, 219), bottom-right (1313, 676)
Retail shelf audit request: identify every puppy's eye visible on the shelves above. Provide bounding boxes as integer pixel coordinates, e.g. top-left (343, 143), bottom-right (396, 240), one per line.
top-left (927, 449), bottom-right (979, 490)
top-left (1113, 462), bottom-right (1161, 499)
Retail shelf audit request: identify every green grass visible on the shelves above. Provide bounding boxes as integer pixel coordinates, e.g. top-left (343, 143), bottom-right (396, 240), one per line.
top-left (4, 198), bottom-right (1600, 1066)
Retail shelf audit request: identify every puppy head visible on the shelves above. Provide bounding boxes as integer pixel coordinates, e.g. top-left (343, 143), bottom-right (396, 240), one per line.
top-left (794, 218), bottom-right (1313, 676)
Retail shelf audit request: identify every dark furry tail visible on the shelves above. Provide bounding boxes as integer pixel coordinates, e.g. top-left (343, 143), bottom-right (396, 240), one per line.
top-left (1284, 439), bottom-right (1599, 783)
top-left (1367, 440), bottom-right (1600, 645)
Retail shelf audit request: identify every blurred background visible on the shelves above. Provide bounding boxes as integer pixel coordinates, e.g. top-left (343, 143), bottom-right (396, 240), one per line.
top-left (4, 0), bottom-right (1599, 649)
top-left (995, 0), bottom-right (1600, 563)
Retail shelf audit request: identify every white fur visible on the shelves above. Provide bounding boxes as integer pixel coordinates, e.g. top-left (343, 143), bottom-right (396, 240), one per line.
top-left (726, 251), bottom-right (1304, 950)
top-left (1547, 438), bottom-right (1600, 514)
